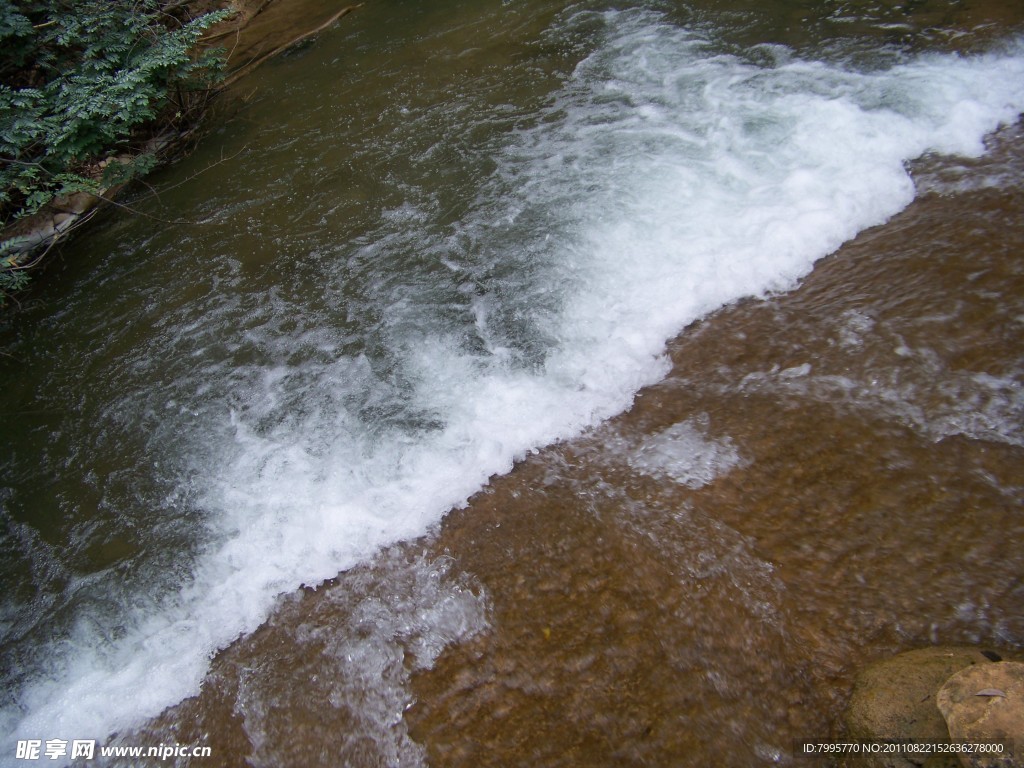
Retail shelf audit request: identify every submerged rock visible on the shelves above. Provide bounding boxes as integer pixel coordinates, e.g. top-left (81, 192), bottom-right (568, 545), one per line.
top-left (937, 661), bottom-right (1024, 768)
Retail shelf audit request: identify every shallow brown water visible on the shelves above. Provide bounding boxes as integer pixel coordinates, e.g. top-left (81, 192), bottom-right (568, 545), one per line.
top-left (401, 126), bottom-right (1024, 766)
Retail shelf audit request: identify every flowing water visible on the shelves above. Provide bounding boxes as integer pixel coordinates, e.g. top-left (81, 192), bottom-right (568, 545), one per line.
top-left (2, 0), bottom-right (1024, 765)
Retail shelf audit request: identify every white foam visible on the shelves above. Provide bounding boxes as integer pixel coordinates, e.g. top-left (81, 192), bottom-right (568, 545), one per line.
top-left (737, 366), bottom-right (1024, 447)
top-left (838, 309), bottom-right (876, 348)
top-left (233, 550), bottom-right (486, 768)
top-left (5, 7), bottom-right (1024, 761)
top-left (629, 418), bottom-right (743, 489)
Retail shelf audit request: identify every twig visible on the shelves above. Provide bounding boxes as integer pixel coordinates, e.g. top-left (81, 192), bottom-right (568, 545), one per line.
top-left (77, 141), bottom-right (248, 224)
top-left (0, 158), bottom-right (48, 170)
top-left (137, 144), bottom-right (248, 198)
top-left (7, 222), bottom-right (69, 271)
top-left (135, 176), bottom-right (163, 206)
top-left (200, 0), bottom-right (275, 43)
top-left (221, 4), bottom-right (364, 88)
top-left (82, 189), bottom-right (203, 226)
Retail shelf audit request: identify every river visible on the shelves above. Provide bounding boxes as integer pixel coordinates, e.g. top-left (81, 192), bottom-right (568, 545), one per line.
top-left (2, 0), bottom-right (1023, 765)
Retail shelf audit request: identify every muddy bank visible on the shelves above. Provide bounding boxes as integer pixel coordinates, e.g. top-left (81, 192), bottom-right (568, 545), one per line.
top-left (201, 0), bottom-right (362, 86)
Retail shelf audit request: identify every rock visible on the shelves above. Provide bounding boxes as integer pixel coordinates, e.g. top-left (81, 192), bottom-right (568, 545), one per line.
top-left (937, 661), bottom-right (1024, 768)
top-left (52, 212), bottom-right (77, 231)
top-left (52, 191), bottom-right (97, 215)
top-left (19, 222), bottom-right (56, 250)
top-left (843, 647), bottom-right (1012, 768)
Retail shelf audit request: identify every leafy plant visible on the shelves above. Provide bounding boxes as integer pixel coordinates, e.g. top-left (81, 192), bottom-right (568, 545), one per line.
top-left (0, 238), bottom-right (31, 295)
top-left (0, 0), bottom-right (231, 302)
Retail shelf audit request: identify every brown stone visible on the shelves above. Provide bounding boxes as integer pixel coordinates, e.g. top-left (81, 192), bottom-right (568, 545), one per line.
top-left (937, 662), bottom-right (1024, 768)
top-left (52, 212), bottom-right (77, 231)
top-left (21, 222), bottom-right (56, 250)
top-left (843, 647), bottom-right (1008, 768)
top-left (52, 191), bottom-right (96, 215)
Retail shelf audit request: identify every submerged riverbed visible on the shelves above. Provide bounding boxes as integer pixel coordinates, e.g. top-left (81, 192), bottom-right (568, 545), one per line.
top-left (2, 1), bottom-right (1024, 765)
